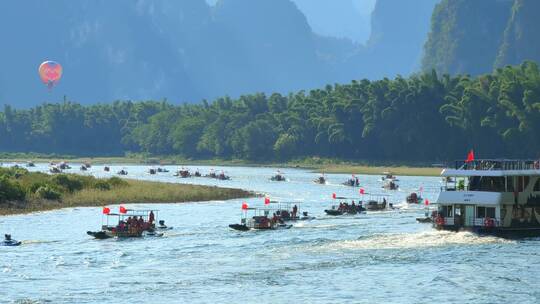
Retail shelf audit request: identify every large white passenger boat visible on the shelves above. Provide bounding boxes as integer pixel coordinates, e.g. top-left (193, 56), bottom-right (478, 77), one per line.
top-left (435, 159), bottom-right (540, 237)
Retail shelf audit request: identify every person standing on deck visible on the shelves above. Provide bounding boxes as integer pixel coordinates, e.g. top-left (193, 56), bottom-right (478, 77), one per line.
top-left (149, 211), bottom-right (155, 225)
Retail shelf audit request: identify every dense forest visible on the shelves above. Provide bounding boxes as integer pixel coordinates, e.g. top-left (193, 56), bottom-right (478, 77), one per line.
top-left (422, 0), bottom-right (540, 76)
top-left (1, 62), bottom-right (539, 162)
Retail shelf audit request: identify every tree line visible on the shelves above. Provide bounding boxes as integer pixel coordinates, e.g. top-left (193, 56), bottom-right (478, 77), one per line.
top-left (1, 61), bottom-right (540, 162)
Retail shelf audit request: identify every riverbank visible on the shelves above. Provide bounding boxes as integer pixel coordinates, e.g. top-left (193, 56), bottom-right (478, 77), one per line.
top-left (0, 169), bottom-right (252, 216)
top-left (0, 153), bottom-right (443, 176)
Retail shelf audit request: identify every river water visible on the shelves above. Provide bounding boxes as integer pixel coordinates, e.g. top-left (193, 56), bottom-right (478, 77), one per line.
top-left (1, 164), bottom-right (539, 303)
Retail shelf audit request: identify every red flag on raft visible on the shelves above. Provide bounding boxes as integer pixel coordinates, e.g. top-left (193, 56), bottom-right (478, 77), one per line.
top-left (119, 206), bottom-right (127, 214)
top-left (332, 193), bottom-right (336, 199)
top-left (264, 197), bottom-right (270, 205)
top-left (102, 207), bottom-right (110, 214)
top-left (241, 202), bottom-right (249, 210)
top-left (359, 188), bottom-right (365, 195)
top-left (465, 150), bottom-right (475, 163)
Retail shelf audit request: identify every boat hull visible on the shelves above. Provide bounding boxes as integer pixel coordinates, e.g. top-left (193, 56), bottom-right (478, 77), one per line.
top-left (87, 231), bottom-right (112, 239)
top-left (1, 240), bottom-right (21, 246)
top-left (228, 223), bottom-right (292, 231)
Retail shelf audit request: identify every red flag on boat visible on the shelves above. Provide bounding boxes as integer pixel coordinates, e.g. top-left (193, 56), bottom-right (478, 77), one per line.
top-left (241, 202), bottom-right (248, 210)
top-left (119, 206), bottom-right (127, 214)
top-left (332, 193), bottom-right (336, 199)
top-left (424, 199), bottom-right (430, 206)
top-left (360, 188), bottom-right (365, 195)
top-left (465, 150), bottom-right (475, 163)
top-left (102, 207), bottom-right (110, 214)
top-left (264, 197), bottom-right (270, 205)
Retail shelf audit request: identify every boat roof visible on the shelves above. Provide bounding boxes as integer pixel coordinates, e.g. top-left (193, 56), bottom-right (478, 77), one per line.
top-left (442, 159), bottom-right (540, 177)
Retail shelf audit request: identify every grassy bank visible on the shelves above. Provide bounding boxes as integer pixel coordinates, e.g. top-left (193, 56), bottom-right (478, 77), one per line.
top-left (0, 153), bottom-right (444, 176)
top-left (0, 168), bottom-right (252, 216)
top-left (312, 165), bottom-right (442, 176)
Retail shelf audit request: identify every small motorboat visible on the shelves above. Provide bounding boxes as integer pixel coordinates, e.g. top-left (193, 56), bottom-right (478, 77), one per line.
top-left (58, 162), bottom-right (71, 170)
top-left (157, 168), bottom-right (169, 173)
top-left (324, 204), bottom-right (364, 216)
top-left (342, 175), bottom-right (360, 187)
top-left (88, 209), bottom-right (161, 239)
top-left (149, 168), bottom-right (157, 175)
top-left (1, 240), bottom-right (22, 246)
top-left (381, 172), bottom-right (399, 182)
top-left (156, 220), bottom-right (173, 230)
top-left (80, 165), bottom-right (87, 171)
top-left (205, 170), bottom-right (218, 179)
top-left (104, 166), bottom-right (110, 172)
top-left (382, 180), bottom-right (399, 190)
top-left (313, 175), bottom-right (326, 184)
top-left (406, 192), bottom-right (423, 204)
top-left (270, 174), bottom-right (286, 182)
top-left (49, 167), bottom-right (62, 174)
top-left (229, 208), bottom-right (293, 231)
top-left (175, 169), bottom-right (191, 178)
top-left (2, 235), bottom-right (21, 246)
top-left (216, 172), bottom-right (231, 180)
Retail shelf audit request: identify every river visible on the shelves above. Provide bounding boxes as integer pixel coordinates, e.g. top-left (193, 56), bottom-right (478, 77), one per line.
top-left (1, 163), bottom-right (538, 303)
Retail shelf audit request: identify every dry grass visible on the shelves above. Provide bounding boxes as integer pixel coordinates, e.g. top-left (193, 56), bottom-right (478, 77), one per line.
top-left (317, 165), bottom-right (442, 176)
top-left (0, 179), bottom-right (252, 216)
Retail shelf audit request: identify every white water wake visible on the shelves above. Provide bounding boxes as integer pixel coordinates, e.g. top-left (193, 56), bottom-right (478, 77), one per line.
top-left (315, 231), bottom-right (514, 251)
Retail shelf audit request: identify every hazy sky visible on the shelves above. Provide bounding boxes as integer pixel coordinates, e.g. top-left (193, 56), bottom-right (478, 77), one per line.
top-left (206, 0), bottom-right (377, 43)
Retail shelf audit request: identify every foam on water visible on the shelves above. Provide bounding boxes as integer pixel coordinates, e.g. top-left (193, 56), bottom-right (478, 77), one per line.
top-left (317, 230), bottom-right (514, 251)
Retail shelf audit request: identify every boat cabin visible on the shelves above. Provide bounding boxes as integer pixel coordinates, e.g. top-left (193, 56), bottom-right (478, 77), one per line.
top-left (435, 159), bottom-right (540, 236)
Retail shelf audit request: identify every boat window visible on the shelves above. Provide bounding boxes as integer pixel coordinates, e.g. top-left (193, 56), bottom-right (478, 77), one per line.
top-left (440, 205), bottom-right (453, 217)
top-left (486, 207), bottom-right (495, 218)
top-left (469, 176), bottom-right (505, 192)
top-left (477, 206), bottom-right (495, 218)
top-left (516, 176), bottom-right (530, 192)
top-left (534, 178), bottom-right (540, 191)
top-left (506, 176), bottom-right (514, 192)
top-left (477, 207), bottom-right (485, 218)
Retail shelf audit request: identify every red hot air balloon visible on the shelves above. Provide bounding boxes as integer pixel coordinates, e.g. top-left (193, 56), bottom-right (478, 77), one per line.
top-left (38, 61), bottom-right (63, 90)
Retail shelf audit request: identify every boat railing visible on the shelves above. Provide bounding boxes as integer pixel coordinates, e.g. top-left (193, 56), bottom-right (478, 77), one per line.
top-left (470, 218), bottom-right (501, 227)
top-left (454, 159), bottom-right (540, 171)
top-left (443, 217), bottom-right (454, 226)
top-left (439, 217), bottom-right (500, 227)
